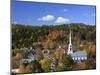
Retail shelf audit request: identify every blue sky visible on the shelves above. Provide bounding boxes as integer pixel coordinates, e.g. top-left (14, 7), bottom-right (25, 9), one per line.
top-left (11, 0), bottom-right (96, 25)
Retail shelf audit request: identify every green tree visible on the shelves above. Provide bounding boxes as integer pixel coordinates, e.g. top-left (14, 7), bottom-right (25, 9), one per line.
top-left (31, 60), bottom-right (43, 73)
top-left (56, 62), bottom-right (64, 71)
top-left (62, 55), bottom-right (74, 71)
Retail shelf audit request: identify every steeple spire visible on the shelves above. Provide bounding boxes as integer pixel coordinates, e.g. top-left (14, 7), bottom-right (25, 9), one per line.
top-left (69, 29), bottom-right (72, 45)
top-left (67, 25), bottom-right (73, 55)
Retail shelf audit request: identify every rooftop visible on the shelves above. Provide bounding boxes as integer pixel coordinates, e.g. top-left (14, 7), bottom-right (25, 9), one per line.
top-left (71, 51), bottom-right (87, 57)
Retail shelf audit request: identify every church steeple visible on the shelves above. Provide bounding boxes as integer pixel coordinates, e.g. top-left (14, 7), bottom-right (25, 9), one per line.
top-left (69, 30), bottom-right (72, 45)
top-left (67, 26), bottom-right (73, 55)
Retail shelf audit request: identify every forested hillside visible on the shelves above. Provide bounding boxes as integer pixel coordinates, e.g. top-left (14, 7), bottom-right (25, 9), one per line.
top-left (12, 23), bottom-right (96, 49)
top-left (12, 23), bottom-right (96, 73)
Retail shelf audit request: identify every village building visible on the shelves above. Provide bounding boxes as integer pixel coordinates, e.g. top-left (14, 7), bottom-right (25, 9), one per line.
top-left (20, 47), bottom-right (37, 65)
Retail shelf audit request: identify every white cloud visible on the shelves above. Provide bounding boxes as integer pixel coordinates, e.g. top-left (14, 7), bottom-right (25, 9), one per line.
top-left (38, 15), bottom-right (55, 21)
top-left (63, 9), bottom-right (68, 12)
top-left (55, 17), bottom-right (70, 24)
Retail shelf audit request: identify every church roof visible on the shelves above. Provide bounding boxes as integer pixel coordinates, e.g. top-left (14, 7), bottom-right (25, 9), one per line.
top-left (71, 51), bottom-right (87, 58)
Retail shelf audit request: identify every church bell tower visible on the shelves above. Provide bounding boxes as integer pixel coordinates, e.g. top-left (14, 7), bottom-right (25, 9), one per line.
top-left (67, 28), bottom-right (73, 55)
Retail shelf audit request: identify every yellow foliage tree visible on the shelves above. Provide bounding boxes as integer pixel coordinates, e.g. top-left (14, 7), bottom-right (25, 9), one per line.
top-left (13, 48), bottom-right (21, 56)
top-left (39, 58), bottom-right (51, 72)
top-left (56, 62), bottom-right (64, 71)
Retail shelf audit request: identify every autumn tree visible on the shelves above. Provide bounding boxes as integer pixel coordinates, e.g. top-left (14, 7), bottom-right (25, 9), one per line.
top-left (12, 51), bottom-right (22, 69)
top-left (12, 57), bottom-right (20, 69)
top-left (39, 58), bottom-right (51, 72)
top-left (43, 39), bottom-right (55, 49)
top-left (35, 47), bottom-right (44, 61)
top-left (25, 64), bottom-right (33, 73)
top-left (12, 48), bottom-right (21, 56)
top-left (55, 47), bottom-right (65, 62)
top-left (15, 53), bottom-right (22, 60)
top-left (19, 64), bottom-right (26, 73)
top-left (77, 62), bottom-right (87, 70)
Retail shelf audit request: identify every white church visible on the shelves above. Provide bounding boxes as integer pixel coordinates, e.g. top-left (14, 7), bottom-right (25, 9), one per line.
top-left (67, 29), bottom-right (87, 62)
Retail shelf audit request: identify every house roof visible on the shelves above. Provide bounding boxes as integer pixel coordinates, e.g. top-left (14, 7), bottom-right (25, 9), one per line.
top-left (71, 51), bottom-right (87, 58)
